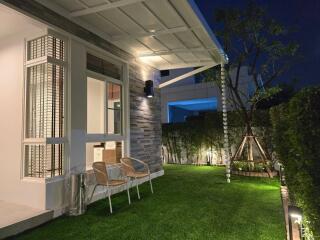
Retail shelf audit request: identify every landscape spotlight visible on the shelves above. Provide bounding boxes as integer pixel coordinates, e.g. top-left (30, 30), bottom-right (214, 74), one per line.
top-left (288, 205), bottom-right (303, 223)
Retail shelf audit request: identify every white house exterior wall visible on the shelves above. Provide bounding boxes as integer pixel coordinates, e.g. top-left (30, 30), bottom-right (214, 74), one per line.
top-left (0, 28), bottom-right (47, 209)
top-left (0, 9), bottom-right (162, 214)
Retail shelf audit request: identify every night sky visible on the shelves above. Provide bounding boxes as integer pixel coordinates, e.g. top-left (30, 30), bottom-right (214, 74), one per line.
top-left (195, 0), bottom-right (320, 89)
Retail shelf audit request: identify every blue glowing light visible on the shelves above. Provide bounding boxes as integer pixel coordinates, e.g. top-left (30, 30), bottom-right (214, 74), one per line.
top-left (168, 97), bottom-right (217, 111)
top-left (167, 97), bottom-right (218, 123)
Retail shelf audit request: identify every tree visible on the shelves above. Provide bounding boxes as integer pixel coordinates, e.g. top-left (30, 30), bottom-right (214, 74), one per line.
top-left (256, 82), bottom-right (296, 109)
top-left (204, 1), bottom-right (299, 174)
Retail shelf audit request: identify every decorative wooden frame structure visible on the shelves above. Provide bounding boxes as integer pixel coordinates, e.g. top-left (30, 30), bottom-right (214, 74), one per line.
top-left (231, 132), bottom-right (273, 178)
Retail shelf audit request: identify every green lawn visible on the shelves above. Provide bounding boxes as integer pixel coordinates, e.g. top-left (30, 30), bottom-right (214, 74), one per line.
top-left (11, 165), bottom-right (285, 240)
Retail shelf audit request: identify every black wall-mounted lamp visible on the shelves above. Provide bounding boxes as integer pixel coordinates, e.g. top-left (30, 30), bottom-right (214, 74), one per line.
top-left (144, 80), bottom-right (154, 98)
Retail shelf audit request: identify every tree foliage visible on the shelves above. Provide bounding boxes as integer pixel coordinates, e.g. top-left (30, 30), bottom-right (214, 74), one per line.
top-left (202, 1), bottom-right (299, 133)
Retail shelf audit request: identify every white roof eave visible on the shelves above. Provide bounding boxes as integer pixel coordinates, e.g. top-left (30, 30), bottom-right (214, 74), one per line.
top-left (187, 0), bottom-right (227, 64)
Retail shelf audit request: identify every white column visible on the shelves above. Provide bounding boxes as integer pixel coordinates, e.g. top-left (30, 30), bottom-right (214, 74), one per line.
top-left (123, 63), bottom-right (130, 156)
top-left (68, 40), bottom-right (87, 174)
top-left (221, 63), bottom-right (231, 183)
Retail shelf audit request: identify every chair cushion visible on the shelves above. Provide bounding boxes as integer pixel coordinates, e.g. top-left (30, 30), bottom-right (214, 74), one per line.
top-left (108, 179), bottom-right (127, 186)
top-left (127, 172), bottom-right (149, 178)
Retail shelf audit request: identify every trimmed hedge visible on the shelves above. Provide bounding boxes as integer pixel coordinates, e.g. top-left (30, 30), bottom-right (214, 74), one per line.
top-left (270, 87), bottom-right (320, 237)
top-left (162, 110), bottom-right (272, 165)
top-left (162, 112), bottom-right (225, 164)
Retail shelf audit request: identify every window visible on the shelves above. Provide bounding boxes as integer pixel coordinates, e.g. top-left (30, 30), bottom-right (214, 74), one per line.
top-left (107, 83), bottom-right (122, 135)
top-left (160, 70), bottom-right (170, 77)
top-left (86, 78), bottom-right (122, 135)
top-left (25, 63), bottom-right (64, 138)
top-left (86, 141), bottom-right (123, 168)
top-left (86, 52), bottom-right (125, 169)
top-left (86, 53), bottom-right (123, 136)
top-left (87, 53), bottom-right (121, 79)
top-left (24, 33), bottom-right (67, 178)
top-left (87, 77), bottom-right (105, 134)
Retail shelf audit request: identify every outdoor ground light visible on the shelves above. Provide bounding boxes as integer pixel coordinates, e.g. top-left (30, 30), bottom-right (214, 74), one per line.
top-left (279, 164), bottom-right (286, 186)
top-left (289, 205), bottom-right (303, 223)
top-left (206, 150), bottom-right (213, 165)
top-left (288, 205), bottom-right (303, 240)
top-left (144, 80), bottom-right (154, 98)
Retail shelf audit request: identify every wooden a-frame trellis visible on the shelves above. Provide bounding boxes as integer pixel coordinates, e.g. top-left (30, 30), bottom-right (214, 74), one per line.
top-left (231, 130), bottom-right (273, 178)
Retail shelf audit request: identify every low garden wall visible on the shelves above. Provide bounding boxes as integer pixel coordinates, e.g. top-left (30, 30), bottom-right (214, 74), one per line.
top-left (232, 170), bottom-right (278, 177)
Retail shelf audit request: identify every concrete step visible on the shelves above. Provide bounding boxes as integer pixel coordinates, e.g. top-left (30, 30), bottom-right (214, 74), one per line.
top-left (0, 201), bottom-right (53, 239)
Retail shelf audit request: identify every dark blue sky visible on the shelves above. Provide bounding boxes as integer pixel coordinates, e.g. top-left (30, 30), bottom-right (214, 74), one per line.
top-left (195, 0), bottom-right (320, 88)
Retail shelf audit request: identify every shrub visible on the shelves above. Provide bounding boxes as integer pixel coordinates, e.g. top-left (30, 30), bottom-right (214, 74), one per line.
top-left (270, 86), bottom-right (320, 237)
top-left (232, 161), bottom-right (271, 173)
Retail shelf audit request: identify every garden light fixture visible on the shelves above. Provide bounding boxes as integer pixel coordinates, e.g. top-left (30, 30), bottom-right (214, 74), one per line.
top-left (206, 150), bottom-right (213, 165)
top-left (289, 205), bottom-right (303, 223)
top-left (288, 205), bottom-right (303, 240)
top-left (144, 80), bottom-right (154, 98)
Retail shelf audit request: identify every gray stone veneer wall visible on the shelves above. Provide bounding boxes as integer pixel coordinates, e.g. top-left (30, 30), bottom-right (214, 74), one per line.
top-left (129, 66), bottom-right (162, 173)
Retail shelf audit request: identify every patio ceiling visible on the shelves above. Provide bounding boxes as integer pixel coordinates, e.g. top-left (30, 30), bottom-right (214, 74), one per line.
top-left (35, 0), bottom-right (226, 70)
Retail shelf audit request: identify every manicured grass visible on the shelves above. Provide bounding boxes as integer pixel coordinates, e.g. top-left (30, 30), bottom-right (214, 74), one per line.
top-left (11, 165), bottom-right (285, 240)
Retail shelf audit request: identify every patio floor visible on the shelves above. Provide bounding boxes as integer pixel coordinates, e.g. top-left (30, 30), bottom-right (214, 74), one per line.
top-left (9, 165), bottom-right (285, 240)
top-left (0, 200), bottom-right (53, 239)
